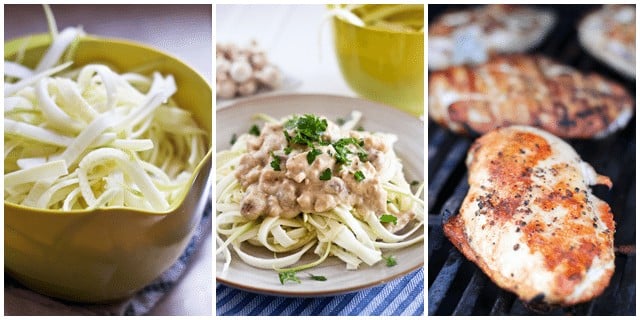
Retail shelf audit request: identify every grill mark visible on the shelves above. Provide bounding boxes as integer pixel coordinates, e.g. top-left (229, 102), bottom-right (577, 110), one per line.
top-left (466, 65), bottom-right (477, 92)
top-left (576, 106), bottom-right (599, 118)
top-left (554, 102), bottom-right (577, 128)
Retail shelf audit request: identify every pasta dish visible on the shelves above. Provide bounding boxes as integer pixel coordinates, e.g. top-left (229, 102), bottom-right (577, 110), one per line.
top-left (216, 111), bottom-right (423, 283)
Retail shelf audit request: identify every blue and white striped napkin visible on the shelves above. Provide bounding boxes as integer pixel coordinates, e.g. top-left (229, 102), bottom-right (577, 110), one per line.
top-left (216, 268), bottom-right (424, 316)
top-left (4, 197), bottom-right (212, 316)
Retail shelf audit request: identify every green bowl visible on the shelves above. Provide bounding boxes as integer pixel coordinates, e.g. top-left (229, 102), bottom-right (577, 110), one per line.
top-left (4, 34), bottom-right (213, 303)
top-left (330, 5), bottom-right (424, 117)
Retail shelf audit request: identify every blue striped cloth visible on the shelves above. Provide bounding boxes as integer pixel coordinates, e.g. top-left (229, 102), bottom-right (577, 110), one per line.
top-left (216, 268), bottom-right (423, 316)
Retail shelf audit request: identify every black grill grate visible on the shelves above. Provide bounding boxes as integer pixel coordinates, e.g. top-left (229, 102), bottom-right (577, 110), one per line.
top-left (427, 4), bottom-right (636, 316)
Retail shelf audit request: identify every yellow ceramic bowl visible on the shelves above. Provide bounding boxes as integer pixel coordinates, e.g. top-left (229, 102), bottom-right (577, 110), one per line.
top-left (4, 34), bottom-right (213, 303)
top-left (330, 5), bottom-right (424, 117)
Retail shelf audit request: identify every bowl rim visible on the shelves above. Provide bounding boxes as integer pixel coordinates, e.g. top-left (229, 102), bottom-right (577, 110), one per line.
top-left (4, 33), bottom-right (213, 216)
top-left (327, 4), bottom-right (424, 35)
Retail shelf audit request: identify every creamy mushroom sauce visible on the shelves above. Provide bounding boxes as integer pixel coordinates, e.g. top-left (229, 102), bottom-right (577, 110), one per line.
top-left (235, 116), bottom-right (401, 225)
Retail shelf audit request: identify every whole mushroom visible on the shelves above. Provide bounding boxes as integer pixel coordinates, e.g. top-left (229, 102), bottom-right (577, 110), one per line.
top-left (229, 59), bottom-right (253, 83)
top-left (237, 79), bottom-right (258, 96)
top-left (216, 78), bottom-right (237, 99)
top-left (255, 65), bottom-right (282, 89)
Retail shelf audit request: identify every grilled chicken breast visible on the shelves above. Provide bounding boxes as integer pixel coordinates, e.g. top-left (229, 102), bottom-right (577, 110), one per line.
top-left (429, 54), bottom-right (634, 138)
top-left (579, 5), bottom-right (636, 79)
top-left (429, 4), bottom-right (556, 70)
top-left (443, 125), bottom-right (615, 306)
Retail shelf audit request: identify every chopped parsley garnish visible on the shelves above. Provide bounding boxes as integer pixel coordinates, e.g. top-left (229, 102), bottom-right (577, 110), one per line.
top-left (270, 152), bottom-right (281, 171)
top-left (230, 133), bottom-right (237, 146)
top-left (383, 255), bottom-right (397, 267)
top-left (319, 168), bottom-right (332, 180)
top-left (280, 115), bottom-right (369, 169)
top-left (307, 148), bottom-right (322, 164)
top-left (278, 271), bottom-right (300, 284)
top-left (249, 124), bottom-right (260, 136)
top-left (307, 273), bottom-right (327, 281)
top-left (356, 125), bottom-right (365, 131)
top-left (332, 138), bottom-right (367, 165)
top-left (380, 214), bottom-right (398, 225)
top-left (283, 130), bottom-right (292, 144)
top-left (333, 148), bottom-right (350, 165)
top-left (354, 170), bottom-right (365, 182)
top-left (336, 117), bottom-right (346, 125)
top-left (284, 115), bottom-right (328, 147)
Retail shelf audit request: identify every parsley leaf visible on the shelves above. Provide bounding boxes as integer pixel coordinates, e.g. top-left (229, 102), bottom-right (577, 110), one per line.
top-left (332, 138), bottom-right (366, 165)
top-left (270, 152), bottom-right (281, 171)
top-left (278, 271), bottom-right (300, 284)
top-left (319, 168), bottom-right (332, 180)
top-left (284, 115), bottom-right (328, 147)
top-left (354, 170), bottom-right (365, 182)
top-left (283, 129), bottom-right (292, 143)
top-left (230, 133), bottom-right (237, 146)
top-left (307, 148), bottom-right (322, 164)
top-left (249, 124), bottom-right (260, 136)
top-left (380, 214), bottom-right (397, 225)
top-left (307, 273), bottom-right (327, 281)
top-left (382, 255), bottom-right (397, 267)
top-left (336, 117), bottom-right (346, 125)
top-left (284, 116), bottom-right (298, 130)
top-left (284, 146), bottom-right (292, 155)
top-left (333, 138), bottom-right (358, 148)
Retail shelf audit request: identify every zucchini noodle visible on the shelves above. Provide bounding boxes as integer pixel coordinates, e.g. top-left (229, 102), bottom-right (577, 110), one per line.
top-left (216, 112), bottom-right (424, 276)
top-left (4, 23), bottom-right (207, 211)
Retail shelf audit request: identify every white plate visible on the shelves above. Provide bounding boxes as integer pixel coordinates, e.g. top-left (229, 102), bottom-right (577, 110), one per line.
top-left (215, 94), bottom-right (424, 297)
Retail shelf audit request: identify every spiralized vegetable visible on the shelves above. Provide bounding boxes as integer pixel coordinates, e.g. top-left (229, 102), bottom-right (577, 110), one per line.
top-left (4, 25), bottom-right (207, 212)
top-left (216, 113), bottom-right (424, 275)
